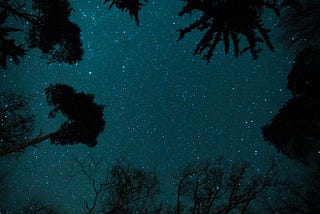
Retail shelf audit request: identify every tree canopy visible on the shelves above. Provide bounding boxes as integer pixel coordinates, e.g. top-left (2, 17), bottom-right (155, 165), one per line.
top-left (27, 0), bottom-right (83, 64)
top-left (1, 0), bottom-right (320, 212)
top-left (0, 0), bottom-right (83, 69)
top-left (0, 0), bottom-right (307, 69)
top-left (287, 47), bottom-right (320, 97)
top-left (0, 84), bottom-right (105, 156)
top-left (104, 0), bottom-right (147, 26)
top-left (262, 47), bottom-right (320, 164)
top-left (279, 0), bottom-right (320, 51)
top-left (0, 10), bottom-right (26, 69)
top-left (45, 84), bottom-right (106, 147)
top-left (262, 96), bottom-right (320, 162)
top-left (177, 0), bottom-right (280, 63)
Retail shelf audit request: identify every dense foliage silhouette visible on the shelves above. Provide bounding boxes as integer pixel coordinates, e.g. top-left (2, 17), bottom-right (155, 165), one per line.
top-left (287, 47), bottom-right (320, 97)
top-left (1, 0), bottom-right (305, 69)
top-left (262, 46), bottom-right (320, 213)
top-left (0, 84), bottom-right (105, 156)
top-left (104, 0), bottom-right (147, 26)
top-left (262, 47), bottom-right (320, 164)
top-left (0, 0), bottom-right (83, 69)
top-left (1, 0), bottom-right (319, 212)
top-left (177, 0), bottom-right (280, 63)
top-left (45, 84), bottom-right (105, 147)
top-left (0, 11), bottom-right (26, 69)
top-left (27, 0), bottom-right (83, 64)
top-left (280, 0), bottom-right (320, 50)
top-left (262, 96), bottom-right (320, 162)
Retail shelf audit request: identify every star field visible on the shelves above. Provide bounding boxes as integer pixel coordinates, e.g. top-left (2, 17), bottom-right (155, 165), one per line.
top-left (0, 0), bottom-right (304, 212)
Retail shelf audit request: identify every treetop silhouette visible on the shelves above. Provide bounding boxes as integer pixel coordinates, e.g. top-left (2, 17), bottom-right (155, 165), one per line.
top-left (45, 84), bottom-right (105, 147)
top-left (1, 0), bottom-right (313, 69)
top-left (177, 0), bottom-right (280, 63)
top-left (0, 10), bottom-right (26, 69)
top-left (0, 0), bottom-right (83, 69)
top-left (104, 0), bottom-right (147, 26)
top-left (27, 0), bottom-right (83, 64)
top-left (0, 84), bottom-right (105, 156)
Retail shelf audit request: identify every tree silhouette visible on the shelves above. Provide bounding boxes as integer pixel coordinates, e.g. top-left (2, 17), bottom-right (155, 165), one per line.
top-left (2, 0), bottom-right (310, 69)
top-left (0, 0), bottom-right (83, 69)
top-left (0, 84), bottom-right (105, 156)
top-left (0, 92), bottom-right (35, 155)
top-left (27, 0), bottom-right (83, 64)
top-left (0, 10), bottom-right (26, 69)
top-left (287, 47), bottom-right (320, 97)
top-left (45, 84), bottom-right (105, 147)
top-left (104, 0), bottom-right (147, 26)
top-left (173, 158), bottom-right (302, 213)
top-left (177, 0), bottom-right (280, 63)
top-left (74, 156), bottom-right (304, 214)
top-left (101, 157), bottom-right (161, 213)
top-left (262, 46), bottom-right (320, 212)
top-left (262, 96), bottom-right (320, 162)
top-left (75, 156), bottom-right (161, 214)
top-left (279, 0), bottom-right (320, 51)
top-left (262, 2), bottom-right (320, 210)
top-left (262, 47), bottom-right (320, 163)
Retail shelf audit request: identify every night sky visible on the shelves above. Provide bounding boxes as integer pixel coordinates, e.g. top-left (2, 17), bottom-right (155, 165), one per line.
top-left (0, 0), bottom-right (305, 212)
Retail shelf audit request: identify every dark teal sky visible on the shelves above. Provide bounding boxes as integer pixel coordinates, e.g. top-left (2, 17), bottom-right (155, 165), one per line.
top-left (1, 0), bottom-right (304, 212)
